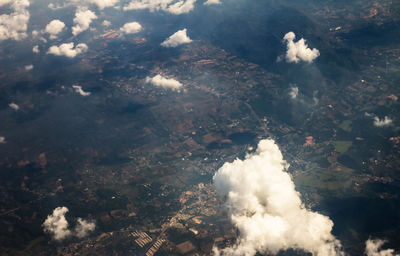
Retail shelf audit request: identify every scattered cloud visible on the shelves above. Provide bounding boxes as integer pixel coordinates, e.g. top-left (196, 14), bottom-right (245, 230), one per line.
top-left (42, 207), bottom-right (72, 241)
top-left (0, 0), bottom-right (30, 41)
top-left (145, 74), bottom-right (182, 91)
top-left (0, 0), bottom-right (13, 6)
top-left (47, 42), bottom-right (88, 58)
top-left (83, 0), bottom-right (119, 9)
top-left (0, 136), bottom-right (6, 143)
top-left (74, 218), bottom-right (96, 238)
top-left (167, 0), bottom-right (196, 14)
top-left (204, 0), bottom-right (221, 5)
top-left (161, 28), bottom-right (192, 48)
top-left (102, 20), bottom-right (111, 27)
top-left (365, 239), bottom-right (399, 256)
top-left (9, 102), bottom-right (20, 111)
top-left (72, 9), bottom-right (97, 36)
top-left (32, 45), bottom-right (40, 53)
top-left (120, 22), bottom-right (142, 34)
top-left (212, 139), bottom-right (343, 256)
top-left (43, 207), bottom-right (95, 241)
top-left (24, 64), bottom-right (33, 71)
top-left (281, 32), bottom-right (320, 63)
top-left (373, 116), bottom-right (393, 127)
top-left (288, 86), bottom-right (299, 99)
top-left (123, 0), bottom-right (196, 15)
top-left (45, 19), bottom-right (65, 39)
top-left (365, 113), bottom-right (393, 127)
top-left (72, 85), bottom-right (91, 96)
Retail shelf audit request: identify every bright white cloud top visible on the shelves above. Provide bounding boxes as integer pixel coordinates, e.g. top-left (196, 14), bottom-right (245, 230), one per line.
top-left (373, 116), bottom-right (393, 127)
top-left (123, 0), bottom-right (196, 15)
top-left (213, 139), bottom-right (344, 256)
top-left (120, 22), bottom-right (142, 34)
top-left (365, 239), bottom-right (399, 256)
top-left (204, 0), bottom-right (221, 5)
top-left (32, 45), bottom-right (40, 53)
top-left (47, 43), bottom-right (88, 58)
top-left (24, 64), bottom-right (34, 71)
top-left (85, 0), bottom-right (119, 9)
top-left (74, 218), bottom-right (96, 238)
top-left (9, 102), bottom-right (20, 111)
top-left (282, 32), bottom-right (320, 63)
top-left (72, 9), bottom-right (97, 36)
top-left (161, 28), bottom-right (192, 48)
top-left (42, 207), bottom-right (72, 240)
top-left (43, 206), bottom-right (95, 240)
top-left (0, 0), bottom-right (13, 6)
top-left (146, 74), bottom-right (182, 91)
top-left (102, 20), bottom-right (111, 27)
top-left (365, 113), bottom-right (393, 127)
top-left (45, 19), bottom-right (65, 39)
top-left (72, 85), bottom-right (91, 96)
top-left (289, 86), bottom-right (299, 99)
top-left (68, 0), bottom-right (119, 9)
top-left (0, 0), bottom-right (30, 41)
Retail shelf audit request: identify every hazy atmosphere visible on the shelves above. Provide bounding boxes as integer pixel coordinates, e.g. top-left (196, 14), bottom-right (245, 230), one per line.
top-left (0, 0), bottom-right (400, 255)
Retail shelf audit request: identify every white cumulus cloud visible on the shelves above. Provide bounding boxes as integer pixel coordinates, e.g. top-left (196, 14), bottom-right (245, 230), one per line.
top-left (72, 85), bottom-right (91, 96)
top-left (102, 20), bottom-right (111, 27)
top-left (45, 19), bottom-right (65, 39)
top-left (161, 28), bottom-right (192, 48)
top-left (123, 0), bottom-right (196, 15)
top-left (212, 139), bottom-right (343, 256)
top-left (9, 102), bottom-right (20, 111)
top-left (204, 0), bottom-right (221, 5)
top-left (282, 32), bottom-right (320, 63)
top-left (43, 207), bottom-right (95, 241)
top-left (24, 64), bottom-right (33, 71)
top-left (365, 113), bottom-right (393, 127)
top-left (0, 0), bottom-right (30, 41)
top-left (373, 116), bottom-right (393, 127)
top-left (366, 239), bottom-right (399, 256)
top-left (74, 218), bottom-right (96, 238)
top-left (289, 86), bottom-right (299, 99)
top-left (72, 9), bottom-right (97, 36)
top-left (146, 74), bottom-right (182, 91)
top-left (0, 0), bottom-right (13, 6)
top-left (32, 45), bottom-right (40, 53)
top-left (84, 0), bottom-right (119, 9)
top-left (47, 42), bottom-right (88, 58)
top-left (42, 207), bottom-right (72, 241)
top-left (120, 22), bottom-right (142, 34)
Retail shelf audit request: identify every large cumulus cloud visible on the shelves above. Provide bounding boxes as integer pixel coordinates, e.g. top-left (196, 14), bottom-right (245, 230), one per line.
top-left (213, 139), bottom-right (343, 256)
top-left (0, 0), bottom-right (30, 41)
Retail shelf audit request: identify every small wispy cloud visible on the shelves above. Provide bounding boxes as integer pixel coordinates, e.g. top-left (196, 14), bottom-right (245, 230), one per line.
top-left (72, 85), bottom-right (91, 96)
